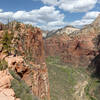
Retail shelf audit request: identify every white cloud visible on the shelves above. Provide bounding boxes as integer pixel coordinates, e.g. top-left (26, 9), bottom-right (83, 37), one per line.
top-left (70, 19), bottom-right (94, 27)
top-left (70, 11), bottom-right (100, 27)
top-left (83, 11), bottom-right (100, 19)
top-left (41, 0), bottom-right (97, 12)
top-left (0, 6), bottom-right (65, 30)
top-left (0, 12), bottom-right (13, 19)
top-left (41, 0), bottom-right (58, 5)
top-left (40, 20), bottom-right (65, 30)
top-left (59, 0), bottom-right (97, 12)
top-left (0, 9), bottom-right (3, 12)
top-left (23, 21), bottom-right (37, 26)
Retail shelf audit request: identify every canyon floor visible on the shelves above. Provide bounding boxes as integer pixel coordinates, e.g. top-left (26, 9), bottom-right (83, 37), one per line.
top-left (46, 56), bottom-right (100, 100)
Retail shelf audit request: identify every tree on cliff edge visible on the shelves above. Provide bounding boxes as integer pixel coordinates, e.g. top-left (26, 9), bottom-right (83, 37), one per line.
top-left (1, 31), bottom-right (14, 55)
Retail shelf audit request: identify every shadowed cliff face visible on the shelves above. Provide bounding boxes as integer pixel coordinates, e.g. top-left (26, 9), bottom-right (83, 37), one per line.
top-left (88, 34), bottom-right (100, 78)
top-left (61, 34), bottom-right (98, 66)
top-left (44, 15), bottom-right (100, 66)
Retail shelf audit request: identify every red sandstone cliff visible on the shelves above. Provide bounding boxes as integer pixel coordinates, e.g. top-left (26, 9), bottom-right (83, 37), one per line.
top-left (0, 24), bottom-right (50, 100)
top-left (44, 15), bottom-right (100, 66)
top-left (16, 27), bottom-right (50, 100)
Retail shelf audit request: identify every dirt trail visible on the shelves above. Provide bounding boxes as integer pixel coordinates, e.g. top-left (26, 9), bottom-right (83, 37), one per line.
top-left (74, 81), bottom-right (88, 100)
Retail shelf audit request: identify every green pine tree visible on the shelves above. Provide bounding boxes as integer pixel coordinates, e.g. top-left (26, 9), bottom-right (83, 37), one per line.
top-left (15, 22), bottom-right (21, 31)
top-left (1, 31), bottom-right (13, 55)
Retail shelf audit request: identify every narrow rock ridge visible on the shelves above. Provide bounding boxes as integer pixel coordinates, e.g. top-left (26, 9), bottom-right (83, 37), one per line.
top-left (0, 25), bottom-right (50, 100)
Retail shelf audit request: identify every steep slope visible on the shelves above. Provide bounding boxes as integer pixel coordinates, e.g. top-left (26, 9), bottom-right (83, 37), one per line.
top-left (0, 23), bottom-right (50, 100)
top-left (0, 69), bottom-right (20, 100)
top-left (45, 33), bottom-right (71, 57)
top-left (16, 27), bottom-right (50, 99)
top-left (55, 26), bottom-right (80, 35)
top-left (46, 26), bottom-right (80, 38)
top-left (44, 15), bottom-right (100, 66)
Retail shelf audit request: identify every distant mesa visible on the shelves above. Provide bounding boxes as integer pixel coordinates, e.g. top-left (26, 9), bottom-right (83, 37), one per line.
top-left (42, 25), bottom-right (80, 38)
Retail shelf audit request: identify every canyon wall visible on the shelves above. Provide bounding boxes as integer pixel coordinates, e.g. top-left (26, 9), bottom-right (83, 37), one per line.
top-left (0, 25), bottom-right (50, 100)
top-left (44, 15), bottom-right (100, 66)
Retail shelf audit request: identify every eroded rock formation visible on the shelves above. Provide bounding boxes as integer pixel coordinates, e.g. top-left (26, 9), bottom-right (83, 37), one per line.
top-left (15, 27), bottom-right (50, 99)
top-left (45, 15), bottom-right (100, 66)
top-left (0, 69), bottom-right (20, 100)
top-left (5, 55), bottom-right (50, 100)
top-left (0, 25), bottom-right (50, 100)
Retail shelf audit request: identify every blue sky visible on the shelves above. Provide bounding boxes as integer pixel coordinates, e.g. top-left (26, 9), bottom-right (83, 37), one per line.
top-left (0, 0), bottom-right (100, 30)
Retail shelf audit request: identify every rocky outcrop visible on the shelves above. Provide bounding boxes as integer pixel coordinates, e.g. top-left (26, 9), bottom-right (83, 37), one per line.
top-left (44, 15), bottom-right (100, 66)
top-left (14, 27), bottom-right (50, 99)
top-left (61, 33), bottom-right (98, 66)
top-left (55, 26), bottom-right (80, 35)
top-left (45, 33), bottom-right (71, 57)
top-left (45, 33), bottom-right (97, 66)
top-left (46, 26), bottom-right (80, 38)
top-left (0, 26), bottom-right (50, 100)
top-left (0, 69), bottom-right (20, 100)
top-left (17, 28), bottom-right (45, 64)
top-left (4, 55), bottom-right (50, 100)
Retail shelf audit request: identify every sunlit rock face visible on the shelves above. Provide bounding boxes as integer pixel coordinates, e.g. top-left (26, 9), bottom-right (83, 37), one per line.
top-left (0, 24), bottom-right (50, 100)
top-left (5, 55), bottom-right (50, 100)
top-left (0, 69), bottom-right (20, 100)
top-left (45, 26), bottom-right (80, 38)
top-left (55, 26), bottom-right (80, 35)
top-left (14, 27), bottom-right (50, 100)
top-left (44, 15), bottom-right (100, 66)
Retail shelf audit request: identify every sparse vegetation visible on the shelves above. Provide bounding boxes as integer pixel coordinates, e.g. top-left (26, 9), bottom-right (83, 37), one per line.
top-left (46, 56), bottom-right (88, 100)
top-left (9, 69), bottom-right (21, 81)
top-left (85, 77), bottom-right (100, 100)
top-left (15, 31), bottom-right (35, 62)
top-left (0, 59), bottom-right (8, 70)
top-left (11, 79), bottom-right (39, 100)
top-left (15, 22), bottom-right (21, 31)
top-left (1, 30), bottom-right (14, 55)
top-left (10, 70), bottom-right (39, 100)
top-left (46, 56), bottom-right (100, 100)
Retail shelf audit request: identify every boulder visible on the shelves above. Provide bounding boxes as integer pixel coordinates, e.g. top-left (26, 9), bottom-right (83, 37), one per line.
top-left (0, 70), bottom-right (20, 100)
